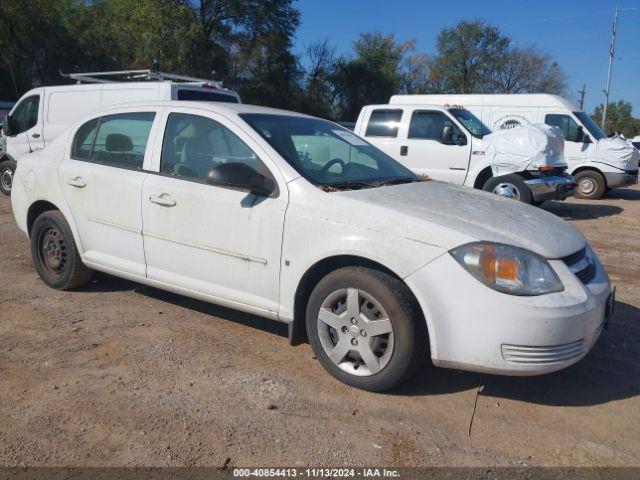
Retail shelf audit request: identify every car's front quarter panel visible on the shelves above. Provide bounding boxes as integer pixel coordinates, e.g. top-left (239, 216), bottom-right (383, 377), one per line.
top-left (278, 179), bottom-right (448, 322)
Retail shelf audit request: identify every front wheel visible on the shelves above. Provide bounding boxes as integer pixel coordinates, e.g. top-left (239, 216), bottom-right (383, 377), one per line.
top-left (574, 170), bottom-right (606, 200)
top-left (482, 174), bottom-right (533, 204)
top-left (0, 158), bottom-right (16, 196)
top-left (306, 267), bottom-right (427, 391)
top-left (30, 210), bottom-right (93, 290)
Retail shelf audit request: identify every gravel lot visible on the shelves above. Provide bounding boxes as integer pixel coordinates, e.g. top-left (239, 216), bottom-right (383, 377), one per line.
top-left (0, 186), bottom-right (639, 468)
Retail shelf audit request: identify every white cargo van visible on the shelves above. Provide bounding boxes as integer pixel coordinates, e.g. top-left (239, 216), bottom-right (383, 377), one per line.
top-left (354, 103), bottom-right (575, 205)
top-left (389, 94), bottom-right (640, 199)
top-left (0, 70), bottom-right (240, 195)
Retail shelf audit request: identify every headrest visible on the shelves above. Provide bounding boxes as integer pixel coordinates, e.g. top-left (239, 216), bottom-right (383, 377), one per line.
top-left (105, 133), bottom-right (133, 152)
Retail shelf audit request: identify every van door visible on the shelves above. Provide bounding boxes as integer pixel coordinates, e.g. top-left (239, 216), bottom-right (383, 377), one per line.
top-left (5, 94), bottom-right (45, 158)
top-left (544, 113), bottom-right (588, 164)
top-left (400, 109), bottom-right (470, 184)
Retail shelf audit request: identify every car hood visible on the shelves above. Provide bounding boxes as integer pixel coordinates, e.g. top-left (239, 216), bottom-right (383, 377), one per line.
top-left (337, 181), bottom-right (585, 259)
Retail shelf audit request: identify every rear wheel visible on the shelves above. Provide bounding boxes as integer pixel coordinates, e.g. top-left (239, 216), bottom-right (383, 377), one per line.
top-left (482, 174), bottom-right (533, 204)
top-left (574, 170), bottom-right (606, 200)
top-left (30, 210), bottom-right (93, 290)
top-left (306, 267), bottom-right (427, 391)
top-left (0, 158), bottom-right (16, 196)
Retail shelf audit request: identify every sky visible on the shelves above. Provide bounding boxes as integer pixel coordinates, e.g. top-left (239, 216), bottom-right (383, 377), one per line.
top-left (294, 0), bottom-right (640, 115)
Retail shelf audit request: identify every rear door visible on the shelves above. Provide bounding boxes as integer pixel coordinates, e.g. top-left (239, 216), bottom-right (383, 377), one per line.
top-left (58, 110), bottom-right (160, 277)
top-left (358, 108), bottom-right (405, 159)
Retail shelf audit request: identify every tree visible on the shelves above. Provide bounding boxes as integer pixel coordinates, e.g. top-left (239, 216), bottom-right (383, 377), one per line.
top-left (331, 32), bottom-right (411, 121)
top-left (428, 20), bottom-right (567, 95)
top-left (300, 40), bottom-right (336, 118)
top-left (592, 100), bottom-right (640, 138)
top-left (400, 52), bottom-right (435, 94)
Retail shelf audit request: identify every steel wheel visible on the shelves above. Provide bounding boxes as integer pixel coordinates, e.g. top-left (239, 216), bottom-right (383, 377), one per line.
top-left (492, 182), bottom-right (521, 200)
top-left (0, 168), bottom-right (12, 192)
top-left (37, 226), bottom-right (68, 278)
top-left (577, 177), bottom-right (596, 196)
top-left (317, 287), bottom-right (394, 376)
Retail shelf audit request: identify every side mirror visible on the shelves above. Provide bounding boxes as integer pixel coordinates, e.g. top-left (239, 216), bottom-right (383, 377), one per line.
top-left (575, 126), bottom-right (585, 143)
top-left (441, 125), bottom-right (467, 146)
top-left (206, 162), bottom-right (275, 197)
top-left (3, 115), bottom-right (14, 137)
top-left (441, 125), bottom-right (453, 144)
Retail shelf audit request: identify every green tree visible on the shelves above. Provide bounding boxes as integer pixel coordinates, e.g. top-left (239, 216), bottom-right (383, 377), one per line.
top-left (331, 32), bottom-right (411, 121)
top-left (592, 101), bottom-right (640, 138)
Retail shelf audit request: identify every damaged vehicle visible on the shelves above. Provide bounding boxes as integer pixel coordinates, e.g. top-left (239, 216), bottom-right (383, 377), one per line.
top-left (390, 94), bottom-right (640, 199)
top-left (11, 101), bottom-right (613, 391)
top-left (355, 102), bottom-right (575, 205)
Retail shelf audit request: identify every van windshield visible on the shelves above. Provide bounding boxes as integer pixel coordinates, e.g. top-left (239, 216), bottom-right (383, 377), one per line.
top-left (573, 111), bottom-right (606, 140)
top-left (448, 108), bottom-right (492, 138)
top-left (240, 114), bottom-right (418, 190)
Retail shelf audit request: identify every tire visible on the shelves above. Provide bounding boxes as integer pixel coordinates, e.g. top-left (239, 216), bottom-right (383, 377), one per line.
top-left (0, 158), bottom-right (16, 196)
top-left (305, 267), bottom-right (427, 391)
top-left (482, 174), bottom-right (533, 204)
top-left (574, 170), bottom-right (606, 200)
top-left (30, 210), bottom-right (93, 290)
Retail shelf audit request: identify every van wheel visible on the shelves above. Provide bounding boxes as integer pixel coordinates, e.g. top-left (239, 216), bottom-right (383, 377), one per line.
top-left (0, 158), bottom-right (16, 196)
top-left (305, 267), bottom-right (427, 391)
top-left (30, 210), bottom-right (93, 290)
top-left (574, 170), bottom-right (606, 200)
top-left (483, 174), bottom-right (533, 204)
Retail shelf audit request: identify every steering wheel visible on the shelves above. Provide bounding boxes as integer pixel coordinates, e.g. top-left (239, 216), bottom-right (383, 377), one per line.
top-left (319, 158), bottom-right (346, 178)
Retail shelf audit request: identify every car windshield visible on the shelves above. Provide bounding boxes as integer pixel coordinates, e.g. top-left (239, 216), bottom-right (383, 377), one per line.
top-left (574, 111), bottom-right (607, 140)
top-left (448, 108), bottom-right (492, 138)
top-left (240, 114), bottom-right (418, 190)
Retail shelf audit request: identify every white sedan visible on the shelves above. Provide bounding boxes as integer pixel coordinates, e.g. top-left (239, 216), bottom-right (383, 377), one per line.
top-left (11, 101), bottom-right (614, 391)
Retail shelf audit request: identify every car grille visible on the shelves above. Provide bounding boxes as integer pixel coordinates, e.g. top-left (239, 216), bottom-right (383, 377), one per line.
top-left (502, 340), bottom-right (585, 365)
top-left (562, 247), bottom-right (597, 284)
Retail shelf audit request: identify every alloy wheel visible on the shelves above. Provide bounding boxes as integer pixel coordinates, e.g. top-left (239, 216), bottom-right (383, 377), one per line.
top-left (0, 168), bottom-right (12, 192)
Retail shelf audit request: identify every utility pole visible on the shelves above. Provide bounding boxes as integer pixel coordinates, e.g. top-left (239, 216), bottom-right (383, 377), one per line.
top-left (602, 6), bottom-right (619, 131)
top-left (578, 85), bottom-right (586, 110)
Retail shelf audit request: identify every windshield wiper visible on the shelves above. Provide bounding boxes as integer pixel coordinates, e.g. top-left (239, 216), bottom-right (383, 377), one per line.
top-left (320, 180), bottom-right (374, 191)
top-left (373, 177), bottom-right (419, 187)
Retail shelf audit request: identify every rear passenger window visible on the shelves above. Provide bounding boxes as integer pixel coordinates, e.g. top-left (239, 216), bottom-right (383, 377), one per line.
top-left (90, 113), bottom-right (155, 169)
top-left (160, 113), bottom-right (259, 181)
top-left (365, 109), bottom-right (402, 137)
top-left (71, 118), bottom-right (99, 160)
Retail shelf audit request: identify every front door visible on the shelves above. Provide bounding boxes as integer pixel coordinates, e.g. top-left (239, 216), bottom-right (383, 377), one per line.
top-left (544, 113), bottom-right (589, 168)
top-left (58, 111), bottom-right (158, 277)
top-left (5, 94), bottom-right (45, 159)
top-left (141, 110), bottom-right (287, 315)
top-left (401, 109), bottom-right (470, 184)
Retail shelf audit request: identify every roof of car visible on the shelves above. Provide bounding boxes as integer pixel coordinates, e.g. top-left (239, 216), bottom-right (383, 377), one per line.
top-left (98, 100), bottom-right (313, 119)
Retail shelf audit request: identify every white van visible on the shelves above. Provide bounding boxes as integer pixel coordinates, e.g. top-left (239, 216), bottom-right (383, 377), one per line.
top-left (0, 70), bottom-right (240, 195)
top-left (389, 94), bottom-right (640, 199)
top-left (354, 103), bottom-right (575, 205)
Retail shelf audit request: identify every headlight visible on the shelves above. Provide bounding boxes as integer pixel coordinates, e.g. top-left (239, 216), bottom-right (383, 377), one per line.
top-left (450, 242), bottom-right (563, 296)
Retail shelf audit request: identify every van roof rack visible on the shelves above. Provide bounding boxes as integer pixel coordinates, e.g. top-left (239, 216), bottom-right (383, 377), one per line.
top-left (59, 69), bottom-right (223, 88)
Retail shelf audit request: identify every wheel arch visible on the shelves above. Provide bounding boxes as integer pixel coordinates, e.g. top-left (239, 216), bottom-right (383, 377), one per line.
top-left (289, 254), bottom-right (428, 347)
top-left (472, 166), bottom-right (493, 190)
top-left (571, 165), bottom-right (607, 184)
top-left (27, 200), bottom-right (63, 237)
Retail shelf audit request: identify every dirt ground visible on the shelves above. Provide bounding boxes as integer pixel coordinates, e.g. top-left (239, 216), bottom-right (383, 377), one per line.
top-left (0, 186), bottom-right (639, 469)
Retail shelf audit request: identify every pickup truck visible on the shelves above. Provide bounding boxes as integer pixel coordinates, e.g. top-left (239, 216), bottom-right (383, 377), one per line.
top-left (354, 103), bottom-right (575, 205)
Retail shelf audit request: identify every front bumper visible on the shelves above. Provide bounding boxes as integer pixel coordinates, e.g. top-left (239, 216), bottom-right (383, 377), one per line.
top-left (405, 249), bottom-right (612, 376)
top-left (525, 172), bottom-right (575, 202)
top-left (603, 170), bottom-right (638, 189)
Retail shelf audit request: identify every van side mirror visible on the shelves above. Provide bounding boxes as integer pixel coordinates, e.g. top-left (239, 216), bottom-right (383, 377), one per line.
top-left (3, 115), bottom-right (14, 137)
top-left (206, 162), bottom-right (275, 197)
top-left (575, 125), bottom-right (585, 143)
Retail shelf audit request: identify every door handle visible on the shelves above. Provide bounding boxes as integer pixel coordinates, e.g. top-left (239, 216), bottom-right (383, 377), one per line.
top-left (400, 145), bottom-right (408, 156)
top-left (67, 177), bottom-right (86, 188)
top-left (149, 194), bottom-right (176, 207)
top-left (31, 133), bottom-right (40, 138)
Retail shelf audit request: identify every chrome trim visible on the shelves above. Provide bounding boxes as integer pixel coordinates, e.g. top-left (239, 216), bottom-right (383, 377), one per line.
top-left (524, 174), bottom-right (575, 202)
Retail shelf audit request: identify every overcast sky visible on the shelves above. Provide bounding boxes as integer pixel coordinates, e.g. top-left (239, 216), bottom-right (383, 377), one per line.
top-left (294, 0), bottom-right (640, 114)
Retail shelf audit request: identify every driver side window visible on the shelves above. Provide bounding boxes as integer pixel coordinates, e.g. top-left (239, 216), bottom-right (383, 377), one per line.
top-left (408, 111), bottom-right (461, 144)
top-left (160, 113), bottom-right (261, 182)
top-left (545, 114), bottom-right (580, 142)
top-left (9, 95), bottom-right (40, 135)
